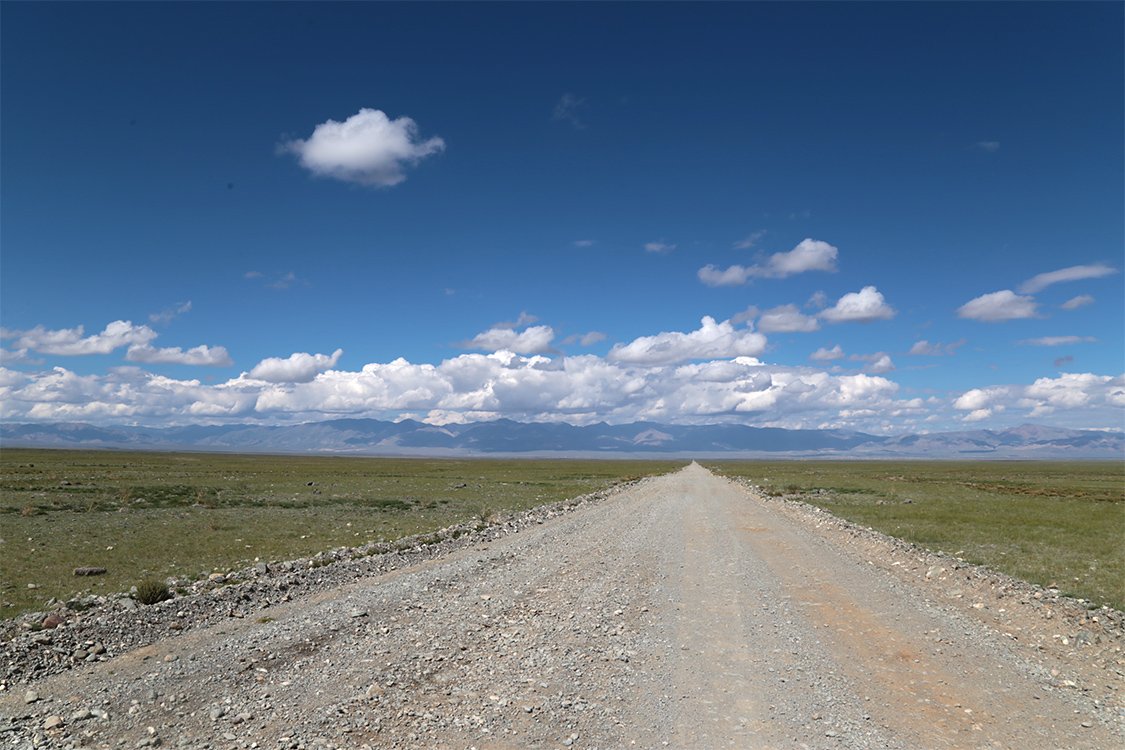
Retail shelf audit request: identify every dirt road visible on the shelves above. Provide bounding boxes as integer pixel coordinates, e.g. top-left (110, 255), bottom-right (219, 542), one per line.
top-left (3, 463), bottom-right (1121, 749)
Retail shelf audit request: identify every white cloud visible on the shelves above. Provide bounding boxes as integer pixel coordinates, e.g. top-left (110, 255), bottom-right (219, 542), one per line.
top-left (1060, 295), bottom-right (1095, 310)
top-left (861, 354), bottom-right (895, 375)
top-left (125, 344), bottom-right (234, 367)
top-left (606, 317), bottom-right (767, 366)
top-left (495, 312), bottom-right (540, 330)
top-left (2, 320), bottom-right (158, 356)
top-left (756, 304), bottom-right (820, 333)
top-left (733, 231), bottom-right (765, 250)
top-left (1017, 263), bottom-right (1118, 294)
top-left (974, 141), bottom-right (1000, 152)
top-left (818, 286), bottom-right (896, 324)
top-left (1017, 336), bottom-right (1098, 347)
top-left (4, 350), bottom-right (1119, 434)
top-left (281, 108), bottom-right (445, 187)
top-left (248, 349), bottom-right (343, 383)
top-left (954, 387), bottom-right (1005, 411)
top-left (698, 239), bottom-right (838, 287)
top-left (645, 241), bottom-right (676, 254)
top-left (956, 290), bottom-right (1039, 322)
top-left (461, 326), bottom-right (558, 355)
top-left (579, 331), bottom-right (607, 346)
top-left (810, 345), bottom-right (845, 362)
top-left (907, 339), bottom-right (965, 356)
top-left (730, 306), bottom-right (759, 326)
top-left (806, 291), bottom-right (828, 310)
top-left (574, 240), bottom-right (596, 248)
top-left (149, 301), bottom-right (192, 326)
top-left (0, 348), bottom-right (43, 365)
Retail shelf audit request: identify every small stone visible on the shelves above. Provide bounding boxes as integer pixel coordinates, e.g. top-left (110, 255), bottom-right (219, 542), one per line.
top-left (73, 567), bottom-right (107, 577)
top-left (43, 715), bottom-right (64, 730)
top-left (164, 654), bottom-right (178, 662)
top-left (1081, 721), bottom-right (1093, 728)
top-left (210, 707), bottom-right (226, 720)
top-left (24, 690), bottom-right (39, 704)
top-left (70, 709), bottom-right (93, 722)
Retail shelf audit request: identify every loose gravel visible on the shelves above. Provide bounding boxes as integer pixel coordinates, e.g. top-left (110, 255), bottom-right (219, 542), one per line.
top-left (2, 463), bottom-right (1121, 749)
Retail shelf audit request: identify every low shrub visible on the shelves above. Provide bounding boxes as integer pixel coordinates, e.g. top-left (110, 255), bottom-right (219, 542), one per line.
top-left (134, 579), bottom-right (171, 605)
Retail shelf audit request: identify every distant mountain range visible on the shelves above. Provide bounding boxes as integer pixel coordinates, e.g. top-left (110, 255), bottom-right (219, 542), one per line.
top-left (1, 419), bottom-right (1121, 458)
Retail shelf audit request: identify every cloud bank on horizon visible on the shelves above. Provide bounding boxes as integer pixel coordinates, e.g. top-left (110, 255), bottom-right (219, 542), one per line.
top-left (1, 3), bottom-right (1121, 436)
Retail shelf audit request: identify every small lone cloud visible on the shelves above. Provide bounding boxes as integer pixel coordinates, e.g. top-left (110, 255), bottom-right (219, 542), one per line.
top-left (573, 240), bottom-right (596, 248)
top-left (280, 108), bottom-right (445, 188)
top-left (149, 301), bottom-right (192, 326)
top-left (733, 231), bottom-right (765, 250)
top-left (1060, 294), bottom-right (1094, 310)
top-left (552, 93), bottom-right (587, 129)
top-left (956, 290), bottom-right (1039, 322)
top-left (974, 141), bottom-right (1000, 152)
top-left (1054, 355), bottom-right (1074, 368)
top-left (1017, 263), bottom-right (1117, 294)
top-left (645, 241), bottom-right (676, 254)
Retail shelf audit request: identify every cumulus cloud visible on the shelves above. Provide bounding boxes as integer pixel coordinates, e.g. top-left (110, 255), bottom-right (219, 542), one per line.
top-left (953, 387), bottom-right (1005, 411)
top-left (907, 339), bottom-right (965, 356)
top-left (4, 349), bottom-right (1120, 434)
top-left (125, 344), bottom-right (234, 367)
top-left (698, 239), bottom-right (838, 287)
top-left (756, 304), bottom-right (820, 333)
top-left (809, 345), bottom-right (845, 362)
top-left (1, 321), bottom-right (158, 356)
top-left (0, 348), bottom-right (43, 366)
top-left (956, 290), bottom-right (1039, 322)
top-left (818, 286), bottom-right (896, 324)
top-left (1060, 295), bottom-right (1094, 310)
top-left (281, 108), bottom-right (445, 187)
top-left (861, 354), bottom-right (895, 375)
top-left (1017, 264), bottom-right (1117, 294)
top-left (248, 349), bottom-right (343, 383)
top-left (645, 241), bottom-right (676, 254)
top-left (606, 317), bottom-right (768, 367)
top-left (1017, 336), bottom-right (1097, 347)
top-left (461, 326), bottom-right (558, 355)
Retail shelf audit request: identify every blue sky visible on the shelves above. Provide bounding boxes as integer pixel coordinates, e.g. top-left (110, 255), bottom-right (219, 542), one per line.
top-left (2, 2), bottom-right (1122, 434)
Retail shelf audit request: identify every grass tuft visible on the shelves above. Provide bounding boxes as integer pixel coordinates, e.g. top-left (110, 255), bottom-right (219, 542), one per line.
top-left (133, 579), bottom-right (171, 605)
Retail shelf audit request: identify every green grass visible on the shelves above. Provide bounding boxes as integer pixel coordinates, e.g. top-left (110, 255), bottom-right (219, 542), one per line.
top-left (1, 448), bottom-right (683, 618)
top-left (706, 460), bottom-right (1125, 611)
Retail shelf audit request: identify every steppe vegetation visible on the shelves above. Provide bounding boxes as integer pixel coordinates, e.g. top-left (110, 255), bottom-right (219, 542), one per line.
top-left (0, 448), bottom-right (681, 618)
top-left (707, 460), bottom-right (1124, 610)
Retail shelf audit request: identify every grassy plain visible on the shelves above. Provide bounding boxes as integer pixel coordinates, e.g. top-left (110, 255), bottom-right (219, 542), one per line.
top-left (0, 448), bottom-right (683, 618)
top-left (706, 460), bottom-right (1125, 611)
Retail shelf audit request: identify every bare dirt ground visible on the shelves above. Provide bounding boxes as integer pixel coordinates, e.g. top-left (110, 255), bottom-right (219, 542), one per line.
top-left (3, 463), bottom-right (1122, 749)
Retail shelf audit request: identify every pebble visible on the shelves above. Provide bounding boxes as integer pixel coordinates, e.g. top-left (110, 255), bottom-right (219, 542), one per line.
top-left (24, 690), bottom-right (39, 704)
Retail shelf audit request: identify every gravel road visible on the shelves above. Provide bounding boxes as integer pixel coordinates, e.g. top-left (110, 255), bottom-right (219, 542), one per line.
top-left (3, 463), bottom-right (1122, 749)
